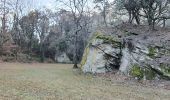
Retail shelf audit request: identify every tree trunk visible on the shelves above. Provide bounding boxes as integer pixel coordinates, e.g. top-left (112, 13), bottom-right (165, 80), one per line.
top-left (163, 19), bottom-right (166, 28)
top-left (148, 1), bottom-right (154, 28)
top-left (73, 31), bottom-right (78, 69)
top-left (40, 42), bottom-right (45, 62)
top-left (103, 0), bottom-right (107, 27)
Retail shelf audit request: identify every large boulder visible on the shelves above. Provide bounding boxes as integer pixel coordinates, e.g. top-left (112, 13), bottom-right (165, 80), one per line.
top-left (81, 33), bottom-right (121, 73)
top-left (55, 52), bottom-right (72, 64)
top-left (81, 31), bottom-right (170, 80)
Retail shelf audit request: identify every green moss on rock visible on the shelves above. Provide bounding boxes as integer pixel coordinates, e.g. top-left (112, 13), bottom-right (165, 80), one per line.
top-left (130, 64), bottom-right (144, 80)
top-left (81, 32), bottom-right (120, 67)
top-left (130, 64), bottom-right (157, 80)
top-left (147, 47), bottom-right (157, 58)
top-left (96, 35), bottom-right (120, 47)
top-left (80, 32), bottom-right (101, 67)
top-left (81, 47), bottom-right (89, 67)
top-left (160, 63), bottom-right (170, 75)
top-left (144, 66), bottom-right (156, 80)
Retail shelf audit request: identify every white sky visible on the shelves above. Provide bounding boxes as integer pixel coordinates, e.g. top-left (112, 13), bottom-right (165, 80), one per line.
top-left (32, 0), bottom-right (56, 9)
top-left (28, 0), bottom-right (113, 12)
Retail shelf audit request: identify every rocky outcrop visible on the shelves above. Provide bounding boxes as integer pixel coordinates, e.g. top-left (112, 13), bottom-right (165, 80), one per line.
top-left (55, 52), bottom-right (72, 63)
top-left (81, 33), bottom-right (121, 73)
top-left (81, 31), bottom-right (170, 80)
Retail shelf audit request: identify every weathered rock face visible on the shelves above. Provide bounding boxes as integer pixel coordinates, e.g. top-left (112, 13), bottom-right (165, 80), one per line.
top-left (82, 39), bottom-right (120, 73)
top-left (81, 33), bottom-right (121, 73)
top-left (119, 38), bottom-right (151, 74)
top-left (122, 33), bottom-right (170, 80)
top-left (55, 53), bottom-right (72, 64)
top-left (81, 32), bottom-right (170, 80)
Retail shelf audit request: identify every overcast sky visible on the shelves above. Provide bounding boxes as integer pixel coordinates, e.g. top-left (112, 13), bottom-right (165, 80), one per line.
top-left (27, 0), bottom-right (113, 12)
top-left (32, 0), bottom-right (56, 9)
top-left (28, 0), bottom-right (91, 12)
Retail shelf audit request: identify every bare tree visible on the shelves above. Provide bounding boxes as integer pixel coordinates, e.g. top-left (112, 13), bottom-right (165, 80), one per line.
top-left (11, 0), bottom-right (23, 46)
top-left (124, 0), bottom-right (141, 24)
top-left (19, 11), bottom-right (38, 56)
top-left (57, 0), bottom-right (88, 68)
top-left (115, 0), bottom-right (141, 24)
top-left (0, 0), bottom-right (11, 45)
top-left (94, 0), bottom-right (110, 27)
top-left (1, 0), bottom-right (8, 34)
top-left (36, 11), bottom-right (49, 62)
top-left (141, 0), bottom-right (170, 29)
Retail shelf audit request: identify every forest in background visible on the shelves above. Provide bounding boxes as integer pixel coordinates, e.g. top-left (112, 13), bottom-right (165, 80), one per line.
top-left (0, 0), bottom-right (170, 65)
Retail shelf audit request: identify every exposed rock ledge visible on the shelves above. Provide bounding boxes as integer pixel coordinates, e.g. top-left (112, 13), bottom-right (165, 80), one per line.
top-left (81, 31), bottom-right (170, 80)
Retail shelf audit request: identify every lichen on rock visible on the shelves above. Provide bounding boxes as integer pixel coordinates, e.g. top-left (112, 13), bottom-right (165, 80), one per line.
top-left (80, 32), bottom-right (101, 67)
top-left (81, 32), bottom-right (121, 73)
top-left (81, 28), bottom-right (170, 80)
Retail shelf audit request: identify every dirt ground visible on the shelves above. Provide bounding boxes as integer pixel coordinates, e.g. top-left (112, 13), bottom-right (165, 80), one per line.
top-left (0, 63), bottom-right (170, 100)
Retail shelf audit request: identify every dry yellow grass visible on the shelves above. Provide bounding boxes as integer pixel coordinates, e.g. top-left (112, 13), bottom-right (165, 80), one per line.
top-left (0, 63), bottom-right (169, 100)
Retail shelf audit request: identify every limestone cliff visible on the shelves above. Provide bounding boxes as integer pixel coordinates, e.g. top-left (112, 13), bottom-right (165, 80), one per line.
top-left (81, 27), bottom-right (170, 80)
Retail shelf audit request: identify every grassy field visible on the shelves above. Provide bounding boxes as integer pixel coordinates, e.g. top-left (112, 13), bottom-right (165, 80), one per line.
top-left (0, 63), bottom-right (170, 100)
